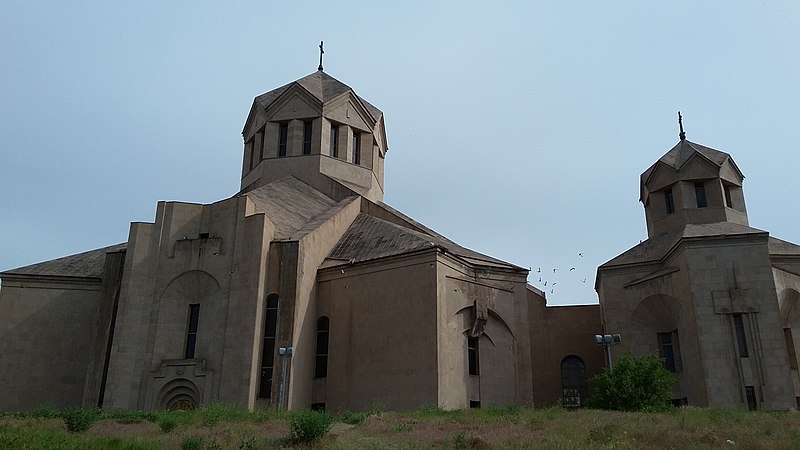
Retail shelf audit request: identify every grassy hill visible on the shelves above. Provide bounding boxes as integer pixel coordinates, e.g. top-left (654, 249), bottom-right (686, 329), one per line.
top-left (2, 404), bottom-right (800, 449)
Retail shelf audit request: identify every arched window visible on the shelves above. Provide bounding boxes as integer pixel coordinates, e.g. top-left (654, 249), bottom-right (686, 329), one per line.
top-left (561, 356), bottom-right (588, 407)
top-left (259, 294), bottom-right (279, 398)
top-left (314, 317), bottom-right (330, 378)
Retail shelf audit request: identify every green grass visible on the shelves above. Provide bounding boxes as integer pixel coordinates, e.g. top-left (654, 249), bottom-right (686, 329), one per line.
top-left (2, 404), bottom-right (800, 449)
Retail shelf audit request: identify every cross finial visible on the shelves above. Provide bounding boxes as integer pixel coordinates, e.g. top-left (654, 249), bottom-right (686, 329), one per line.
top-left (678, 111), bottom-right (686, 140)
top-left (318, 41), bottom-right (324, 71)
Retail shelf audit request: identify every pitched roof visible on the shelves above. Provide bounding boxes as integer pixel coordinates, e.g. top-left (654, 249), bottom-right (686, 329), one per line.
top-left (769, 236), bottom-right (800, 256)
top-left (254, 71), bottom-right (383, 120)
top-left (600, 222), bottom-right (767, 268)
top-left (325, 212), bottom-right (524, 271)
top-left (641, 140), bottom-right (733, 186)
top-left (244, 177), bottom-right (339, 240)
top-left (1, 243), bottom-right (126, 279)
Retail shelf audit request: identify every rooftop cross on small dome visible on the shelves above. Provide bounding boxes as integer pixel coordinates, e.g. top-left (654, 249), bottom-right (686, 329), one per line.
top-left (678, 111), bottom-right (686, 140)
top-left (318, 41), bottom-right (324, 71)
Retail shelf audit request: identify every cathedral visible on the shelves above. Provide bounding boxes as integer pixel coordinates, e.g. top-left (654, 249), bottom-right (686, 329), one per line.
top-left (1, 69), bottom-right (799, 412)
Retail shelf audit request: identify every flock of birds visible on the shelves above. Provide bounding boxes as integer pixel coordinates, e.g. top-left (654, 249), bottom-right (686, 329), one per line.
top-left (529, 252), bottom-right (591, 297)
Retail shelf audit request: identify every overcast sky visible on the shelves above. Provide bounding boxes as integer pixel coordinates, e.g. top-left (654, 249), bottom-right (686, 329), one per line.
top-left (2, 2), bottom-right (799, 305)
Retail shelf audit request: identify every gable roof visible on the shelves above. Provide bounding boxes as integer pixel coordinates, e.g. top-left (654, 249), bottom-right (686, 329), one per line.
top-left (769, 236), bottom-right (800, 256)
top-left (325, 212), bottom-right (524, 271)
top-left (1, 243), bottom-right (127, 279)
top-left (244, 177), bottom-right (339, 240)
top-left (599, 222), bottom-right (767, 269)
top-left (254, 70), bottom-right (383, 121)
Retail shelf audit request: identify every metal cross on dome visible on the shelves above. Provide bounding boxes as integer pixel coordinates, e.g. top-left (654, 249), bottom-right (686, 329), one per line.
top-left (318, 41), bottom-right (324, 71)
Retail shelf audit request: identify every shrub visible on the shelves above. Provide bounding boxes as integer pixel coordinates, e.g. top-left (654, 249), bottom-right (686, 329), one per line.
top-left (289, 409), bottom-right (333, 442)
top-left (181, 435), bottom-right (204, 450)
top-left (587, 352), bottom-right (675, 411)
top-left (61, 406), bottom-right (103, 433)
top-left (157, 415), bottom-right (177, 433)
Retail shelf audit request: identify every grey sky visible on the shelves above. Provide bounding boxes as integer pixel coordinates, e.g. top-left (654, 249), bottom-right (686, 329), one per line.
top-left (2, 2), bottom-right (799, 305)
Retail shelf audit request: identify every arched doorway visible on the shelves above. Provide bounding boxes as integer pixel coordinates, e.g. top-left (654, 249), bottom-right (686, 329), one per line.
top-left (561, 355), bottom-right (587, 407)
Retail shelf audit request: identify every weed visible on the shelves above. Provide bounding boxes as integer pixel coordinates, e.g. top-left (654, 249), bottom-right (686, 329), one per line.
top-left (289, 409), bottom-right (333, 442)
top-left (107, 409), bottom-right (155, 423)
top-left (61, 406), bottom-right (102, 433)
top-left (200, 401), bottom-right (244, 426)
top-left (543, 405), bottom-right (563, 421)
top-left (587, 423), bottom-right (620, 444)
top-left (474, 405), bottom-right (520, 422)
top-left (157, 415), bottom-right (177, 433)
top-left (340, 410), bottom-right (368, 425)
top-left (30, 406), bottom-right (59, 419)
top-left (238, 435), bottom-right (257, 450)
top-left (248, 408), bottom-right (276, 423)
top-left (367, 401), bottom-right (387, 415)
top-left (181, 435), bottom-right (204, 450)
top-left (393, 422), bottom-right (414, 432)
top-left (453, 431), bottom-right (467, 449)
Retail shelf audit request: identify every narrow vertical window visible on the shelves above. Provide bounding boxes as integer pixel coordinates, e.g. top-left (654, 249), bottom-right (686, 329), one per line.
top-left (278, 123), bottom-right (288, 157)
top-left (314, 317), bottom-right (330, 378)
top-left (657, 331), bottom-right (681, 372)
top-left (745, 386), bottom-right (757, 411)
top-left (695, 182), bottom-right (707, 208)
top-left (724, 185), bottom-right (733, 208)
top-left (260, 128), bottom-right (266, 160)
top-left (733, 314), bottom-right (749, 358)
top-left (329, 125), bottom-right (338, 157)
top-left (303, 121), bottom-right (313, 155)
top-left (246, 139), bottom-right (255, 170)
top-left (352, 132), bottom-right (361, 165)
top-left (255, 130), bottom-right (264, 162)
top-left (259, 295), bottom-right (279, 398)
top-left (185, 304), bottom-right (200, 359)
top-left (665, 189), bottom-right (675, 214)
top-left (468, 336), bottom-right (479, 376)
top-left (785, 328), bottom-right (798, 369)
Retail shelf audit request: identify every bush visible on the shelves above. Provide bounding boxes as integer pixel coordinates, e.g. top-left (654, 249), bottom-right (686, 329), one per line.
top-left (181, 436), bottom-right (204, 450)
top-left (587, 352), bottom-right (675, 411)
top-left (61, 406), bottom-right (103, 433)
top-left (157, 415), bottom-right (178, 433)
top-left (289, 409), bottom-right (333, 442)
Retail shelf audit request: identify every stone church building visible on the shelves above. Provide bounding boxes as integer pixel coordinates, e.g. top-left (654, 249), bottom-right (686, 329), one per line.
top-left (596, 137), bottom-right (800, 410)
top-left (1, 69), bottom-right (799, 412)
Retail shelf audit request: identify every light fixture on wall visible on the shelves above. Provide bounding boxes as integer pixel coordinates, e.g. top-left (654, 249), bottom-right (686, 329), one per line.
top-left (278, 347), bottom-right (294, 411)
top-left (594, 334), bottom-right (622, 369)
